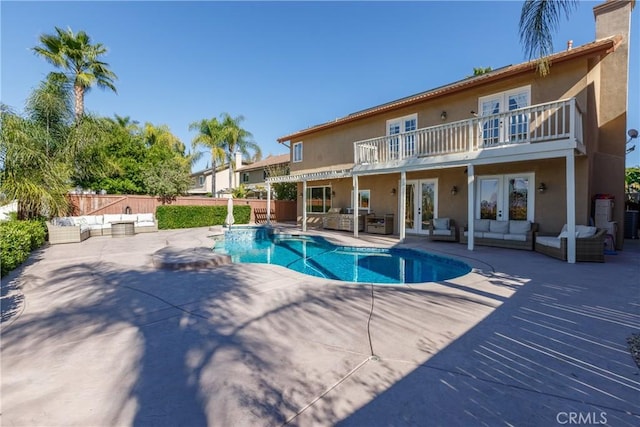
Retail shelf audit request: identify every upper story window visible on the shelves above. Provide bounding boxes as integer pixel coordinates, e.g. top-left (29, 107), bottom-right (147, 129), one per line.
top-left (293, 142), bottom-right (303, 163)
top-left (242, 173), bottom-right (250, 183)
top-left (478, 85), bottom-right (530, 146)
top-left (386, 114), bottom-right (417, 159)
top-left (198, 176), bottom-right (205, 186)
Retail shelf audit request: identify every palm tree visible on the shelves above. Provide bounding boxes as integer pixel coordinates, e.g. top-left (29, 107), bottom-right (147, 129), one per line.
top-left (1, 76), bottom-right (73, 219)
top-left (519, 0), bottom-right (578, 76)
top-left (190, 118), bottom-right (226, 197)
top-left (219, 113), bottom-right (262, 191)
top-left (33, 27), bottom-right (117, 122)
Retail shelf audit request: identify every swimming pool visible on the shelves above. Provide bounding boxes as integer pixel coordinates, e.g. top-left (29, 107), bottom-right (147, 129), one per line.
top-left (213, 228), bottom-right (470, 284)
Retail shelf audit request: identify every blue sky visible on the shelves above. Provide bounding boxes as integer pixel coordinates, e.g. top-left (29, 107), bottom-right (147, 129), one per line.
top-left (2, 1), bottom-right (639, 169)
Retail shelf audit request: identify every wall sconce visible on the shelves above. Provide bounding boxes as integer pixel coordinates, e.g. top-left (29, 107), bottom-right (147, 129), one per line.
top-left (331, 190), bottom-right (336, 196)
top-left (391, 188), bottom-right (397, 196)
top-left (538, 183), bottom-right (547, 193)
top-left (440, 111), bottom-right (447, 121)
top-left (451, 186), bottom-right (458, 196)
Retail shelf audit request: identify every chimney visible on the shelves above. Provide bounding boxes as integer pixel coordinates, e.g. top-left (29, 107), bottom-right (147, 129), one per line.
top-left (235, 151), bottom-right (243, 169)
top-left (567, 40), bottom-right (573, 50)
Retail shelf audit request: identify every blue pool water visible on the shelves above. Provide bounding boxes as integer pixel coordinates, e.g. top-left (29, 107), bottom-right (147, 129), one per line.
top-left (213, 227), bottom-right (470, 284)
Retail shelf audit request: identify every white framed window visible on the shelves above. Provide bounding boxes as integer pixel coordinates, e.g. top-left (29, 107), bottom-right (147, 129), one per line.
top-left (351, 189), bottom-right (371, 212)
top-left (478, 85), bottom-right (531, 146)
top-left (293, 141), bottom-right (303, 163)
top-left (386, 113), bottom-right (417, 159)
top-left (242, 173), bottom-right (250, 183)
top-left (198, 176), bottom-right (205, 186)
top-left (306, 186), bottom-right (332, 213)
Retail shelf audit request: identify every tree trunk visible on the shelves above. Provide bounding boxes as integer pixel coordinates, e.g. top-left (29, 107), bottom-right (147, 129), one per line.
top-left (74, 84), bottom-right (84, 122)
top-left (211, 155), bottom-right (217, 197)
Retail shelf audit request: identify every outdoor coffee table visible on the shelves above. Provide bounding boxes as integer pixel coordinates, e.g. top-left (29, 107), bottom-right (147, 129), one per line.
top-left (111, 221), bottom-right (135, 237)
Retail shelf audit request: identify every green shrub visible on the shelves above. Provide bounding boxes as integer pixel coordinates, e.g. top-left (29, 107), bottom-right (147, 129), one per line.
top-left (156, 205), bottom-right (251, 230)
top-left (0, 219), bottom-right (47, 277)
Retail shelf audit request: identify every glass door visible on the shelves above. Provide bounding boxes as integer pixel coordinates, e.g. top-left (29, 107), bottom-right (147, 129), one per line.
top-left (476, 174), bottom-right (534, 221)
top-left (405, 179), bottom-right (437, 234)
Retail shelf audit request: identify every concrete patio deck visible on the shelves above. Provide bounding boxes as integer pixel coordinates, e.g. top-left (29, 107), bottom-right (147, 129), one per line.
top-left (1, 226), bottom-right (638, 426)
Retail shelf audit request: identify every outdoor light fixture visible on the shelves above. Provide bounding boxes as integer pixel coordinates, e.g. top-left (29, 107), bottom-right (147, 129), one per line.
top-left (451, 186), bottom-right (458, 196)
top-left (440, 111), bottom-right (447, 121)
top-left (391, 188), bottom-right (397, 196)
top-left (538, 183), bottom-right (547, 193)
top-left (332, 190), bottom-right (336, 196)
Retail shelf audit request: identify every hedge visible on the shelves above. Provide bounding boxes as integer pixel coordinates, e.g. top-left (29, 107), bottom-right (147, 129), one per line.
top-left (0, 219), bottom-right (47, 277)
top-left (156, 205), bottom-right (251, 230)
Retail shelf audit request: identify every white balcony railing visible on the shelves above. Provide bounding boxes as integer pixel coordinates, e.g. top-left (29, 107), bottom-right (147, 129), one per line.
top-left (354, 98), bottom-right (584, 165)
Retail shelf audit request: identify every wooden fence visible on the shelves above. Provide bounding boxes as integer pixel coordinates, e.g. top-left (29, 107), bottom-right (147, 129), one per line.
top-left (67, 195), bottom-right (297, 223)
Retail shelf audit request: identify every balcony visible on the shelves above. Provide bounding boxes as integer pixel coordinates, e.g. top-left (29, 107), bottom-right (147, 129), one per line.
top-left (354, 98), bottom-right (584, 168)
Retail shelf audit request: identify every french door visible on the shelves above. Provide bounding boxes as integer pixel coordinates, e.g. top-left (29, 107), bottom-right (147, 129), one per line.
top-left (387, 114), bottom-right (417, 159)
top-left (476, 174), bottom-right (534, 222)
top-left (479, 86), bottom-right (530, 147)
top-left (404, 179), bottom-right (437, 234)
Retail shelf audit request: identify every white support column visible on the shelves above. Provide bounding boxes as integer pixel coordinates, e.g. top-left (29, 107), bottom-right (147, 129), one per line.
top-left (467, 164), bottom-right (475, 251)
top-left (566, 152), bottom-right (576, 263)
top-left (266, 182), bottom-right (272, 225)
top-left (399, 171), bottom-right (406, 242)
top-left (302, 180), bottom-right (307, 232)
top-left (353, 175), bottom-right (359, 238)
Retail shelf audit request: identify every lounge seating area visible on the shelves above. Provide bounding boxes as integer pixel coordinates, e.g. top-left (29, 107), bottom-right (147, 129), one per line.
top-left (460, 219), bottom-right (538, 251)
top-left (427, 218), bottom-right (458, 242)
top-left (535, 225), bottom-right (606, 262)
top-left (47, 213), bottom-right (157, 244)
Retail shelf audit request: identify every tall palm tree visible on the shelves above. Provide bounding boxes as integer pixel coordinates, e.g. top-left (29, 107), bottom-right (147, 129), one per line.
top-left (190, 118), bottom-right (226, 197)
top-left (519, 0), bottom-right (578, 76)
top-left (219, 113), bottom-right (262, 191)
top-left (33, 27), bottom-right (117, 122)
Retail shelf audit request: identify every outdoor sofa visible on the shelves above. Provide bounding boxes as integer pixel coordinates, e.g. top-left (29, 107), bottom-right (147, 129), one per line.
top-left (534, 225), bottom-right (606, 262)
top-left (47, 213), bottom-right (157, 244)
top-left (427, 218), bottom-right (458, 242)
top-left (459, 219), bottom-right (538, 251)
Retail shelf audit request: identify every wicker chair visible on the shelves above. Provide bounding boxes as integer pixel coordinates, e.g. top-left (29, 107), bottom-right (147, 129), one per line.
top-left (46, 221), bottom-right (91, 244)
top-left (534, 228), bottom-right (606, 262)
top-left (427, 218), bottom-right (458, 242)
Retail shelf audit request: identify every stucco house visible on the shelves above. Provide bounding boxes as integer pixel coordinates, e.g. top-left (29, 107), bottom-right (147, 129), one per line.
top-left (268, 0), bottom-right (634, 263)
top-left (236, 153), bottom-right (289, 198)
top-left (189, 152), bottom-right (247, 197)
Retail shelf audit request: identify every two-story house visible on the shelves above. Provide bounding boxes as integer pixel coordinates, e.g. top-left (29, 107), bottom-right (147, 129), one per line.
top-left (236, 153), bottom-right (289, 198)
top-left (268, 0), bottom-right (634, 263)
top-left (189, 152), bottom-right (247, 197)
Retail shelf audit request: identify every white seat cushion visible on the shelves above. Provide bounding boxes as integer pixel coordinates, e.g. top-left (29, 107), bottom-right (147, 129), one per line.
top-left (509, 220), bottom-right (531, 234)
top-left (136, 221), bottom-right (156, 228)
top-left (121, 214), bottom-right (138, 222)
top-left (489, 220), bottom-right (509, 233)
top-left (537, 236), bottom-right (562, 249)
top-left (474, 219), bottom-right (491, 232)
top-left (103, 214), bottom-right (122, 224)
top-left (576, 225), bottom-right (597, 238)
top-left (137, 213), bottom-right (154, 222)
top-left (483, 232), bottom-right (506, 240)
top-left (433, 218), bottom-right (450, 230)
top-left (432, 229), bottom-right (452, 236)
